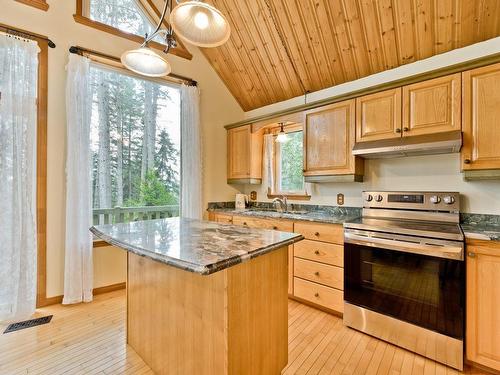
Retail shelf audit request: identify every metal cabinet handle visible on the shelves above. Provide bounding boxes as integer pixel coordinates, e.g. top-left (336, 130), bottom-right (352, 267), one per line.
top-left (243, 222), bottom-right (247, 226)
top-left (395, 128), bottom-right (402, 133)
top-left (273, 226), bottom-right (278, 230)
top-left (314, 271), bottom-right (320, 276)
top-left (464, 159), bottom-right (471, 164)
top-left (314, 250), bottom-right (320, 255)
top-left (467, 252), bottom-right (476, 258)
top-left (314, 232), bottom-right (320, 237)
top-left (403, 127), bottom-right (409, 132)
top-left (314, 293), bottom-right (319, 297)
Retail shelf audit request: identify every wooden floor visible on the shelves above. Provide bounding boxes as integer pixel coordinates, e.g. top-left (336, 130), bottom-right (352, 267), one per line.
top-left (0, 290), bottom-right (489, 375)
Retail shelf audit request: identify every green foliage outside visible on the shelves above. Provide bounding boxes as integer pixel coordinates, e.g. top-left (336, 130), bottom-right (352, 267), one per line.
top-left (279, 131), bottom-right (304, 192)
top-left (125, 171), bottom-right (178, 207)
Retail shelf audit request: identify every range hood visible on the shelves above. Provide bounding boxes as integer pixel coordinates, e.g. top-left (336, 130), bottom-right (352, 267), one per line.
top-left (352, 130), bottom-right (462, 159)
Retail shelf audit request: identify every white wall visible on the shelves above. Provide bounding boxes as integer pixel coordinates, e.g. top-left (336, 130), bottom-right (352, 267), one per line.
top-left (1, 1), bottom-right (244, 297)
top-left (243, 154), bottom-right (500, 214)
top-left (238, 38), bottom-right (500, 215)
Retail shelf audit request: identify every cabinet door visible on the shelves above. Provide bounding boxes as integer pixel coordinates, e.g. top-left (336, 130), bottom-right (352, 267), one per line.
top-left (402, 73), bottom-right (461, 137)
top-left (466, 244), bottom-right (500, 371)
top-left (304, 100), bottom-right (359, 176)
top-left (462, 63), bottom-right (500, 170)
top-left (356, 88), bottom-right (402, 142)
top-left (227, 125), bottom-right (251, 179)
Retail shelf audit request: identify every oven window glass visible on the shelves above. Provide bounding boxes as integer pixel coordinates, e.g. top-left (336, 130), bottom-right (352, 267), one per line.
top-left (344, 243), bottom-right (464, 339)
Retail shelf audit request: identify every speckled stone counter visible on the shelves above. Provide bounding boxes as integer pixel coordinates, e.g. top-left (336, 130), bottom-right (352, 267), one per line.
top-left (207, 202), bottom-right (361, 225)
top-left (91, 217), bottom-right (303, 275)
top-left (460, 213), bottom-right (500, 242)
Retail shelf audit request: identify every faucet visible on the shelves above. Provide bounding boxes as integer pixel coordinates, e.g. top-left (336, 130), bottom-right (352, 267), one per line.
top-left (272, 196), bottom-right (288, 213)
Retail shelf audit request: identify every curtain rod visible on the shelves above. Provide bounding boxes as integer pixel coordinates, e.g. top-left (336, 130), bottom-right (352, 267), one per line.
top-left (0, 23), bottom-right (56, 48)
top-left (69, 45), bottom-right (197, 86)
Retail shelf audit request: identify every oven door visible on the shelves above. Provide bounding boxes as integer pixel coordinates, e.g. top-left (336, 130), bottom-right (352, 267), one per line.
top-left (344, 229), bottom-right (465, 340)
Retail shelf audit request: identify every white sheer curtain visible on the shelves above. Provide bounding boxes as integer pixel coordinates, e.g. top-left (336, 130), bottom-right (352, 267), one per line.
top-left (0, 35), bottom-right (39, 321)
top-left (180, 84), bottom-right (202, 219)
top-left (63, 54), bottom-right (93, 304)
top-left (263, 134), bottom-right (275, 193)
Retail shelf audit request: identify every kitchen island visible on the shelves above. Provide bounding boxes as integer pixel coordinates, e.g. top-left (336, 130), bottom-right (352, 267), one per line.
top-left (91, 217), bottom-right (303, 375)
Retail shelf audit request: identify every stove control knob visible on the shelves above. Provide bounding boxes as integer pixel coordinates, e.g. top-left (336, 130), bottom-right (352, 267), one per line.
top-left (374, 194), bottom-right (383, 202)
top-left (365, 194), bottom-right (373, 202)
top-left (443, 196), bottom-right (455, 205)
top-left (429, 195), bottom-right (441, 204)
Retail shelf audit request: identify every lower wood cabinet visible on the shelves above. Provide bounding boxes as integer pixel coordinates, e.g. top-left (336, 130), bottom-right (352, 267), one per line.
top-left (293, 277), bottom-right (343, 313)
top-left (466, 240), bottom-right (500, 372)
top-left (209, 212), bottom-right (345, 314)
top-left (294, 258), bottom-right (343, 289)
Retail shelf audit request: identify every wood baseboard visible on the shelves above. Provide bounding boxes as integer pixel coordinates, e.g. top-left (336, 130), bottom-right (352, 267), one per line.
top-left (37, 282), bottom-right (126, 307)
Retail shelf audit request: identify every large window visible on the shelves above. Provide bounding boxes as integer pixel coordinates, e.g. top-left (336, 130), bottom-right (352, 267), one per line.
top-left (274, 129), bottom-right (305, 195)
top-left (90, 64), bottom-right (180, 224)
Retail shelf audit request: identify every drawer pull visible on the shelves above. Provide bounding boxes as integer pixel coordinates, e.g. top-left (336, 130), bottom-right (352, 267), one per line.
top-left (314, 293), bottom-right (319, 297)
top-left (273, 226), bottom-right (278, 230)
top-left (314, 271), bottom-right (320, 276)
top-left (314, 250), bottom-right (320, 255)
top-left (243, 222), bottom-right (247, 226)
top-left (314, 232), bottom-right (320, 237)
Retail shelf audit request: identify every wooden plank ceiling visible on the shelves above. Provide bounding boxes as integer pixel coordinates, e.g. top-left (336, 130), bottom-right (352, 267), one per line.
top-left (200, 0), bottom-right (500, 111)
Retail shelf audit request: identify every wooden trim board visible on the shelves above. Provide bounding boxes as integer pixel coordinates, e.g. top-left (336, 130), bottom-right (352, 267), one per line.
top-left (38, 282), bottom-right (127, 307)
top-left (15, 0), bottom-right (49, 11)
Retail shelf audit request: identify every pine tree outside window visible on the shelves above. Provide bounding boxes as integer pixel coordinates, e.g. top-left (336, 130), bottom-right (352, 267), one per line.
top-left (274, 130), bottom-right (305, 195)
top-left (90, 63), bottom-right (181, 224)
top-left (86, 0), bottom-right (163, 43)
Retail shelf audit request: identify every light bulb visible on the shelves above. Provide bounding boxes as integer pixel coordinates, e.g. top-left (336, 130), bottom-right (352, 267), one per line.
top-left (276, 132), bottom-right (288, 143)
top-left (194, 11), bottom-right (209, 30)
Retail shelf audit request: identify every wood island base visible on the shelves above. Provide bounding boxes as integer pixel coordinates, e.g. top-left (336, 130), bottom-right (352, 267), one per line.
top-left (127, 246), bottom-right (289, 375)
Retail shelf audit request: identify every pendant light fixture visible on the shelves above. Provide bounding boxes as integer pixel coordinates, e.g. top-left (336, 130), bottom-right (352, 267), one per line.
top-left (121, 0), bottom-right (230, 77)
top-left (170, 1), bottom-right (231, 48)
top-left (275, 123), bottom-right (288, 143)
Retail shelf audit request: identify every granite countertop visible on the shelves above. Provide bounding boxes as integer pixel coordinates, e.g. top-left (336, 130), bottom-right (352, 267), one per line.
top-left (208, 207), bottom-right (360, 225)
top-left (460, 214), bottom-right (500, 241)
top-left (91, 217), bottom-right (303, 275)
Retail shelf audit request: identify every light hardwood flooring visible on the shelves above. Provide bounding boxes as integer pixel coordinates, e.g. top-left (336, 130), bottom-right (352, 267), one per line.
top-left (0, 290), bottom-right (489, 375)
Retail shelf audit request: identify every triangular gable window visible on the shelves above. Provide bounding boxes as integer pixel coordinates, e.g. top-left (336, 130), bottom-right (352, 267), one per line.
top-left (88, 0), bottom-right (160, 42)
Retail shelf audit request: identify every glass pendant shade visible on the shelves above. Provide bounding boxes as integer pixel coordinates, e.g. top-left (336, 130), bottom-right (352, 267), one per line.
top-left (275, 123), bottom-right (288, 143)
top-left (120, 47), bottom-right (171, 77)
top-left (170, 1), bottom-right (231, 48)
top-left (275, 132), bottom-right (288, 143)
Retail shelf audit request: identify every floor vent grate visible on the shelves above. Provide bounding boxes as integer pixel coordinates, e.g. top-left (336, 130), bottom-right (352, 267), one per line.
top-left (3, 315), bottom-right (53, 334)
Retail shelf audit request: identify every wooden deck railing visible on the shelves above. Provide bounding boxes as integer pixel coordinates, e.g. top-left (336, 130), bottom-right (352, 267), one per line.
top-left (92, 205), bottom-right (179, 225)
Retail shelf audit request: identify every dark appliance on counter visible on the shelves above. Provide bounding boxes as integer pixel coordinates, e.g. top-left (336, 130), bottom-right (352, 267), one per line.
top-left (343, 191), bottom-right (465, 370)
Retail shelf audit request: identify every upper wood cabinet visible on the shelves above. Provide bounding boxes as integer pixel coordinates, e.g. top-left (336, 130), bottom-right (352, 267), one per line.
top-left (304, 100), bottom-right (364, 181)
top-left (355, 88), bottom-right (402, 143)
top-left (462, 62), bottom-right (500, 172)
top-left (227, 125), bottom-right (263, 184)
top-left (466, 241), bottom-right (500, 372)
top-left (402, 73), bottom-right (461, 137)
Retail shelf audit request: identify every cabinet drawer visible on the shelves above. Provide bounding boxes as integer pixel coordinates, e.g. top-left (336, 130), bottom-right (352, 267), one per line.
top-left (294, 258), bottom-right (343, 290)
top-left (214, 214), bottom-right (233, 224)
top-left (294, 222), bottom-right (343, 244)
top-left (294, 239), bottom-right (343, 267)
top-left (232, 216), bottom-right (293, 232)
top-left (293, 277), bottom-right (344, 313)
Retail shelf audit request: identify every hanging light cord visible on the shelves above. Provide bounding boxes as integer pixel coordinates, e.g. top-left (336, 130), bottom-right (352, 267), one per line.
top-left (142, 0), bottom-right (176, 53)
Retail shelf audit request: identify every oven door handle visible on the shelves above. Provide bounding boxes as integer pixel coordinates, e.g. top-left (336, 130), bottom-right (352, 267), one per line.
top-left (344, 232), bottom-right (464, 260)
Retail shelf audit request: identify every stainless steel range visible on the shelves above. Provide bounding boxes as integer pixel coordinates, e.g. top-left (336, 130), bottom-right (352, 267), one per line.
top-left (343, 191), bottom-right (465, 370)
